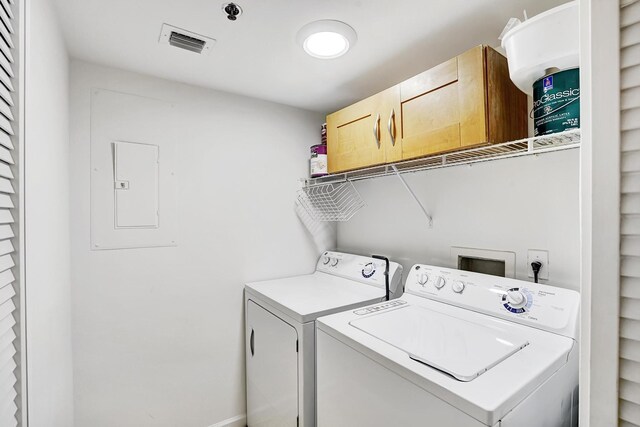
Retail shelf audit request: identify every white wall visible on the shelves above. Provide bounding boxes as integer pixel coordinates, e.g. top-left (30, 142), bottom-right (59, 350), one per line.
top-left (25, 0), bottom-right (74, 425)
top-left (337, 149), bottom-right (580, 289)
top-left (69, 61), bottom-right (329, 427)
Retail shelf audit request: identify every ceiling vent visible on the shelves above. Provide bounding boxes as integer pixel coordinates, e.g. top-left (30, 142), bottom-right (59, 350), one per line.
top-left (159, 24), bottom-right (216, 55)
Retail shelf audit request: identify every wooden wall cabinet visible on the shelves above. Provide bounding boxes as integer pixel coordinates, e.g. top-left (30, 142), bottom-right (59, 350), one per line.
top-left (326, 45), bottom-right (527, 173)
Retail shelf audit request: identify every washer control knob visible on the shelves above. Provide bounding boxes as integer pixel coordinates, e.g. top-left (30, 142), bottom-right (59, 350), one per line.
top-left (433, 276), bottom-right (446, 289)
top-left (331, 258), bottom-right (339, 267)
top-left (507, 290), bottom-right (526, 307)
top-left (452, 281), bottom-right (465, 293)
top-left (417, 273), bottom-right (429, 286)
top-left (323, 256), bottom-right (331, 265)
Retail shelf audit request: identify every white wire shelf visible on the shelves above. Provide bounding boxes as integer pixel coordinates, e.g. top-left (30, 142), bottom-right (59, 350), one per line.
top-left (304, 128), bottom-right (581, 187)
top-left (297, 128), bottom-right (580, 222)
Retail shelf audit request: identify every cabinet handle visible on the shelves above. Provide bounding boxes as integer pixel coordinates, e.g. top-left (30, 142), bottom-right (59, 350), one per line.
top-left (250, 328), bottom-right (255, 357)
top-left (373, 113), bottom-right (380, 148)
top-left (388, 109), bottom-right (396, 146)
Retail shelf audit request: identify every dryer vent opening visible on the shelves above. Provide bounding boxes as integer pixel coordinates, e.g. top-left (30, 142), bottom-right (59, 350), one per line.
top-left (158, 23), bottom-right (216, 55)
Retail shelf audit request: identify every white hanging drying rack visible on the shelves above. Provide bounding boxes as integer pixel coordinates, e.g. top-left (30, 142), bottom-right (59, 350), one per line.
top-left (296, 180), bottom-right (366, 222)
top-left (297, 129), bottom-right (580, 223)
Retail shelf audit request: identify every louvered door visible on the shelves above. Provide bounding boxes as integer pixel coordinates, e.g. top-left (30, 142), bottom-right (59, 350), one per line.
top-left (620, 1), bottom-right (640, 426)
top-left (0, 0), bottom-right (18, 425)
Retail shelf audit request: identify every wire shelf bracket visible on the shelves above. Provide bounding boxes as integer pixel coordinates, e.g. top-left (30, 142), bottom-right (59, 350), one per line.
top-left (391, 165), bottom-right (433, 228)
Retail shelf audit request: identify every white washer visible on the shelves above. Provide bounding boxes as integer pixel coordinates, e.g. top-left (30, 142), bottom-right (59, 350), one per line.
top-left (244, 251), bottom-right (403, 427)
top-left (316, 264), bottom-right (580, 427)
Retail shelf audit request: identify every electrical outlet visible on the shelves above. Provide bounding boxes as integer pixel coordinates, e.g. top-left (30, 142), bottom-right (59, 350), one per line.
top-left (527, 250), bottom-right (549, 280)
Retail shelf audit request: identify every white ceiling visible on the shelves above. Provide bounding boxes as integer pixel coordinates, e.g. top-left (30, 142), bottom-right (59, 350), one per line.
top-left (53, 0), bottom-right (566, 113)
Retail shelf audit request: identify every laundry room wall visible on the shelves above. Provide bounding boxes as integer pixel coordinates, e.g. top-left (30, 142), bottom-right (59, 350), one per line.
top-left (337, 149), bottom-right (580, 290)
top-left (68, 60), bottom-right (331, 427)
top-left (25, 0), bottom-right (75, 425)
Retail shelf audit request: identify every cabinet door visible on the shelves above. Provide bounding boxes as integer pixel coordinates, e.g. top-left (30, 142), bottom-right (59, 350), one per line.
top-left (327, 91), bottom-right (388, 173)
top-left (399, 46), bottom-right (488, 160)
top-left (246, 300), bottom-right (298, 427)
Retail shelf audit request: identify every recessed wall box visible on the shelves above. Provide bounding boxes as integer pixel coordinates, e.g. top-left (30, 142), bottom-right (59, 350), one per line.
top-left (450, 247), bottom-right (516, 278)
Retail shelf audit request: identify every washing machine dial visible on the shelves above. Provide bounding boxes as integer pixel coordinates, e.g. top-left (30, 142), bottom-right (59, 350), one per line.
top-left (433, 276), bottom-right (446, 289)
top-left (452, 281), bottom-right (465, 293)
top-left (331, 258), bottom-right (339, 267)
top-left (501, 287), bottom-right (532, 314)
top-left (506, 290), bottom-right (526, 307)
top-left (417, 273), bottom-right (429, 286)
top-left (322, 255), bottom-right (331, 265)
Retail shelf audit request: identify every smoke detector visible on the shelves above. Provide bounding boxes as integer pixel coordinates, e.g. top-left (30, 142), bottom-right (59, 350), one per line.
top-left (159, 24), bottom-right (216, 55)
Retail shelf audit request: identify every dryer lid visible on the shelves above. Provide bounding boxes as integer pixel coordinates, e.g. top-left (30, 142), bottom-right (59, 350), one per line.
top-left (350, 304), bottom-right (529, 381)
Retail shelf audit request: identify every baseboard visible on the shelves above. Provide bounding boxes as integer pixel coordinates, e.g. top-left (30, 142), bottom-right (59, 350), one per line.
top-left (208, 414), bottom-right (246, 427)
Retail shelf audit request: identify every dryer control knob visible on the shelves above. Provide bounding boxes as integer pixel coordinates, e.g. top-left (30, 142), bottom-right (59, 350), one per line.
top-left (433, 276), bottom-right (446, 289)
top-left (417, 273), bottom-right (429, 286)
top-left (452, 281), bottom-right (465, 293)
top-left (362, 263), bottom-right (375, 276)
top-left (506, 290), bottom-right (526, 307)
top-left (323, 256), bottom-right (331, 265)
top-left (331, 258), bottom-right (339, 267)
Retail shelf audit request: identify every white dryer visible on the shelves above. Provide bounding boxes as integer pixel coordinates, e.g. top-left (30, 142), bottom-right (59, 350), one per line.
top-left (244, 251), bottom-right (403, 427)
top-left (316, 264), bottom-right (580, 427)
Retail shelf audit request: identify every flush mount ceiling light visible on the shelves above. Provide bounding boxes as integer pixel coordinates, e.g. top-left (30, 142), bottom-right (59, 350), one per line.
top-left (296, 20), bottom-right (357, 59)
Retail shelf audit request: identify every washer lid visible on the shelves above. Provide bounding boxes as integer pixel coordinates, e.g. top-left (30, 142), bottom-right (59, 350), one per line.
top-left (350, 305), bottom-right (529, 381)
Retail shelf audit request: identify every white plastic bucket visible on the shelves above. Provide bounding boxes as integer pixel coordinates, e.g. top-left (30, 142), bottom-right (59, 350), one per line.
top-left (501, 1), bottom-right (579, 95)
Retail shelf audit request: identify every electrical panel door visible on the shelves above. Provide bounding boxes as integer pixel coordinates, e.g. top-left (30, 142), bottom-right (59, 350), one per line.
top-left (113, 141), bottom-right (159, 228)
